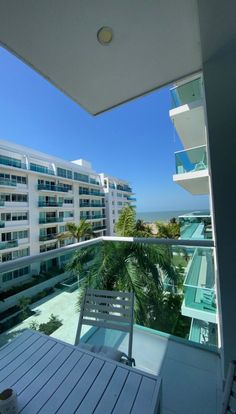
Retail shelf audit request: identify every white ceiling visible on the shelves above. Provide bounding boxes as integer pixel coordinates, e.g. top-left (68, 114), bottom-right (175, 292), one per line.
top-left (0, 0), bottom-right (202, 115)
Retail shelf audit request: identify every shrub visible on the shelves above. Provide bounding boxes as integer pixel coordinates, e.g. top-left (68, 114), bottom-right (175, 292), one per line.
top-left (38, 314), bottom-right (62, 335)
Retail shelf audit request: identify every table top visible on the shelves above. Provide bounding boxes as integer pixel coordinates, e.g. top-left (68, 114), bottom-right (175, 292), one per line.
top-left (0, 330), bottom-right (161, 414)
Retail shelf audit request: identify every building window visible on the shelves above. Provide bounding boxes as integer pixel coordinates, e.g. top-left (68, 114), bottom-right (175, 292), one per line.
top-left (57, 167), bottom-right (72, 179)
top-left (74, 172), bottom-right (89, 183)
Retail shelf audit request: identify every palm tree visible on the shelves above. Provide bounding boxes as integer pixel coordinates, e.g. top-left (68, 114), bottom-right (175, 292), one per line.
top-left (134, 219), bottom-right (154, 237)
top-left (68, 240), bottom-right (177, 326)
top-left (57, 219), bottom-right (93, 243)
top-left (156, 220), bottom-right (180, 239)
top-left (115, 206), bottom-right (136, 236)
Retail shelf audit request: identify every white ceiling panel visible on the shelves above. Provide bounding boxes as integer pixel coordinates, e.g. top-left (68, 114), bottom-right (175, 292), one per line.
top-left (0, 0), bottom-right (202, 114)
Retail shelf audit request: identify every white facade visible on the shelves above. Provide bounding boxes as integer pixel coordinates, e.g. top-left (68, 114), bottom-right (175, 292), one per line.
top-left (0, 140), bottom-right (131, 286)
top-left (99, 174), bottom-right (135, 236)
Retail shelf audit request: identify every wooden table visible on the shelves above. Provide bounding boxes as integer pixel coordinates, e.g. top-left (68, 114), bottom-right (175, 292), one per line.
top-left (0, 330), bottom-right (161, 413)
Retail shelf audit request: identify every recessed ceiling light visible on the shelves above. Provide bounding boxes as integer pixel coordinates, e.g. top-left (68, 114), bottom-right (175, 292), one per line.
top-left (97, 27), bottom-right (113, 45)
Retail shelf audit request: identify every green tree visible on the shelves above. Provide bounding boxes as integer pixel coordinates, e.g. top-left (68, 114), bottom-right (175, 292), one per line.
top-left (68, 241), bottom-right (177, 326)
top-left (115, 206), bottom-right (136, 236)
top-left (18, 297), bottom-right (31, 319)
top-left (134, 219), bottom-right (154, 237)
top-left (156, 219), bottom-right (180, 239)
top-left (57, 219), bottom-right (93, 243)
top-left (115, 206), bottom-right (154, 238)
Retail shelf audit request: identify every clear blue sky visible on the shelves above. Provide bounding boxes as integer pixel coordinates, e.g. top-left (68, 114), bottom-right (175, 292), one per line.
top-left (0, 47), bottom-right (208, 212)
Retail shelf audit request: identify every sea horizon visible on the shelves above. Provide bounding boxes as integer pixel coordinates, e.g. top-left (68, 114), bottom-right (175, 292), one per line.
top-left (136, 208), bottom-right (209, 223)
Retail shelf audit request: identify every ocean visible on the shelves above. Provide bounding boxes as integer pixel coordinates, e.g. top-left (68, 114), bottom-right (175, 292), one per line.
top-left (136, 209), bottom-right (208, 223)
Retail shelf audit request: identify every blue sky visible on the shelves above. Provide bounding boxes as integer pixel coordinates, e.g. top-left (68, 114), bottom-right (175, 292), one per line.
top-left (0, 47), bottom-right (208, 212)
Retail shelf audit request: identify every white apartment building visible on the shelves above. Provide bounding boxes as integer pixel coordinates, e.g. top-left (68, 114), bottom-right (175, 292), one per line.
top-left (99, 174), bottom-right (135, 235)
top-left (0, 140), bottom-right (134, 278)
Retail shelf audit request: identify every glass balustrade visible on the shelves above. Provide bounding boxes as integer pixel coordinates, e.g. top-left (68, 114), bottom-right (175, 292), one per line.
top-left (0, 238), bottom-right (217, 351)
top-left (175, 145), bottom-right (207, 174)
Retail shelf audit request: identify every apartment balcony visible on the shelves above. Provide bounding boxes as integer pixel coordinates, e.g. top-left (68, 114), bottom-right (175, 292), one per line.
top-left (80, 215), bottom-right (106, 220)
top-left (0, 201), bottom-right (5, 207)
top-left (173, 145), bottom-right (209, 195)
top-left (0, 155), bottom-right (27, 170)
top-left (38, 200), bottom-right (63, 207)
top-left (0, 237), bottom-right (220, 414)
top-left (0, 177), bottom-right (17, 187)
top-left (117, 185), bottom-right (133, 193)
top-left (30, 164), bottom-right (55, 175)
top-left (169, 77), bottom-right (206, 148)
top-left (80, 201), bottom-right (105, 208)
top-left (39, 233), bottom-right (58, 241)
top-left (37, 184), bottom-right (69, 192)
top-left (89, 178), bottom-right (100, 186)
top-left (127, 196), bottom-right (136, 201)
top-left (0, 240), bottom-right (18, 250)
top-left (0, 221), bottom-right (5, 228)
top-left (179, 212), bottom-right (212, 240)
top-left (182, 248), bottom-right (216, 324)
top-left (39, 217), bottom-right (63, 224)
top-left (79, 189), bottom-right (104, 197)
top-left (92, 225), bottom-right (106, 232)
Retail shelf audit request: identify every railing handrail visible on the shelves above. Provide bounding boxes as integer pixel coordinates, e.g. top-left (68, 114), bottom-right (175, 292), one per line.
top-left (0, 236), bottom-right (214, 274)
top-left (174, 144), bottom-right (206, 155)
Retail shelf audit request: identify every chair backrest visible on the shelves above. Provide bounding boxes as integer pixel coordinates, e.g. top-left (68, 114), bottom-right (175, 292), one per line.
top-left (222, 360), bottom-right (236, 414)
top-left (75, 288), bottom-right (134, 360)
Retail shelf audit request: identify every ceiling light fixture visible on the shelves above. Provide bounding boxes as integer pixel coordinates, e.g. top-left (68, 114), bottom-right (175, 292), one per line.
top-left (97, 27), bottom-right (113, 45)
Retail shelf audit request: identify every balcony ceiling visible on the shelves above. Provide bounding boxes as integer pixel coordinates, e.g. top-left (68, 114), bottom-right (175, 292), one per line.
top-left (170, 101), bottom-right (206, 149)
top-left (173, 171), bottom-right (209, 195)
top-left (0, 0), bottom-right (201, 115)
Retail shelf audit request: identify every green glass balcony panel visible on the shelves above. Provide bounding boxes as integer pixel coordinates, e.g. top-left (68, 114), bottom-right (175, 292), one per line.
top-left (117, 185), bottom-right (132, 192)
top-left (74, 172), bottom-right (89, 183)
top-left (0, 201), bottom-right (5, 207)
top-left (175, 145), bottom-right (208, 174)
top-left (189, 319), bottom-right (218, 347)
top-left (38, 201), bottom-right (63, 207)
top-left (92, 225), bottom-right (106, 231)
top-left (80, 202), bottom-right (90, 207)
top-left (183, 248), bottom-right (215, 314)
top-left (0, 221), bottom-right (5, 228)
top-left (30, 163), bottom-right (55, 176)
top-left (0, 155), bottom-right (27, 170)
top-left (39, 234), bottom-right (58, 241)
top-left (0, 178), bottom-right (17, 187)
top-left (89, 178), bottom-right (100, 185)
top-left (39, 217), bottom-right (63, 224)
top-left (37, 184), bottom-right (69, 192)
top-left (0, 240), bottom-right (18, 250)
top-left (127, 197), bottom-right (136, 201)
top-left (179, 213), bottom-right (212, 241)
top-left (0, 240), bottom-right (216, 351)
top-left (170, 77), bottom-right (203, 108)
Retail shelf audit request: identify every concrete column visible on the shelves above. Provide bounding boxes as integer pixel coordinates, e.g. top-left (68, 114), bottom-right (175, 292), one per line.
top-left (198, 0), bottom-right (236, 374)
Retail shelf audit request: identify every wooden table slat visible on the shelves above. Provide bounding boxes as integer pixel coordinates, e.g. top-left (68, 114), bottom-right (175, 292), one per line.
top-left (88, 366), bottom-right (129, 414)
top-left (21, 350), bottom-right (83, 414)
top-left (13, 342), bottom-right (63, 395)
top-left (0, 334), bottom-right (40, 369)
top-left (0, 330), bottom-right (33, 360)
top-left (131, 377), bottom-right (157, 413)
top-left (0, 338), bottom-right (56, 390)
top-left (75, 361), bottom-right (116, 414)
top-left (19, 344), bottom-right (71, 413)
top-left (112, 371), bottom-right (142, 414)
top-left (38, 353), bottom-right (94, 414)
top-left (56, 358), bottom-right (105, 414)
top-left (0, 331), bottom-right (161, 414)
